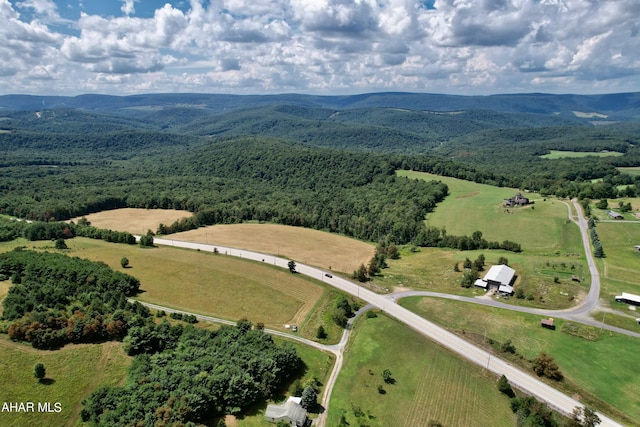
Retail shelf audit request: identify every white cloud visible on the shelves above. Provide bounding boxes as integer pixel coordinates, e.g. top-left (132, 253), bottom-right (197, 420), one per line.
top-left (0, 0), bottom-right (639, 95)
top-left (121, 0), bottom-right (135, 16)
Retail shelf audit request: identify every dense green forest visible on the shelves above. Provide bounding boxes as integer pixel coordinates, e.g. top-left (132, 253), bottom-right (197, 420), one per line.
top-left (82, 321), bottom-right (301, 426)
top-left (1, 93), bottom-right (639, 247)
top-left (0, 249), bottom-right (143, 349)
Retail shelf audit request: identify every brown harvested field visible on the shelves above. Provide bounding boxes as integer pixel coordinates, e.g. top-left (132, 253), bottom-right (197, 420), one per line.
top-left (72, 209), bottom-right (374, 273)
top-left (71, 208), bottom-right (191, 235)
top-left (171, 223), bottom-right (375, 273)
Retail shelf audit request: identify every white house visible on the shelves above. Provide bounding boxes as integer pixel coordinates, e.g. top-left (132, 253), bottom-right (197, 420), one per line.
top-left (265, 396), bottom-right (307, 427)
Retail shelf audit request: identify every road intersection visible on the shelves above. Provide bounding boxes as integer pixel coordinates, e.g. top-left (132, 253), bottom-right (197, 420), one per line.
top-left (137, 199), bottom-right (628, 426)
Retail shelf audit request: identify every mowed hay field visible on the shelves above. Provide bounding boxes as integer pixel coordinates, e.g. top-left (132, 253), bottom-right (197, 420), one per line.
top-left (58, 238), bottom-right (325, 329)
top-left (397, 170), bottom-right (574, 252)
top-left (71, 208), bottom-right (191, 235)
top-left (170, 223), bottom-right (375, 273)
top-left (0, 337), bottom-right (131, 427)
top-left (327, 314), bottom-right (515, 427)
top-left (73, 209), bottom-right (375, 274)
top-left (401, 297), bottom-right (640, 426)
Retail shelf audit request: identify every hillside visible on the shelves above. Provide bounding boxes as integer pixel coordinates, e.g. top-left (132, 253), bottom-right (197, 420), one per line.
top-left (2, 91), bottom-right (640, 119)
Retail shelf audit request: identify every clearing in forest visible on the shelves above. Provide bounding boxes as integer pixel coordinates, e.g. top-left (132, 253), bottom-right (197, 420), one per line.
top-left (71, 208), bottom-right (191, 235)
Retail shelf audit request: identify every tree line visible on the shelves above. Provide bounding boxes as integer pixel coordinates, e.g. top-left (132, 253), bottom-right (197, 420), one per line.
top-left (0, 249), bottom-right (143, 349)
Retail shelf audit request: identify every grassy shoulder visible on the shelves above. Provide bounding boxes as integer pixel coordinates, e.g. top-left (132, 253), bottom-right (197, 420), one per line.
top-left (400, 296), bottom-right (640, 426)
top-left (327, 312), bottom-right (516, 427)
top-left (0, 337), bottom-right (131, 427)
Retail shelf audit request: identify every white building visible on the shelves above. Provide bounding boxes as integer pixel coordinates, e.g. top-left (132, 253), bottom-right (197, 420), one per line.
top-left (265, 396), bottom-right (307, 427)
top-left (615, 292), bottom-right (640, 306)
top-left (474, 264), bottom-right (516, 295)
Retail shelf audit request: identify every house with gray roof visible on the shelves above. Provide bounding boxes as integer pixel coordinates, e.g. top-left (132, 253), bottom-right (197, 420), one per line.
top-left (265, 396), bottom-right (307, 427)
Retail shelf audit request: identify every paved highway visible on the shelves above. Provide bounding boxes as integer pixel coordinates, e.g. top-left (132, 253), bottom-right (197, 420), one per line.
top-left (143, 235), bottom-right (623, 426)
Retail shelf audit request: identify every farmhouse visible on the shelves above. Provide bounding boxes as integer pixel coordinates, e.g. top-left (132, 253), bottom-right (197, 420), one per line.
top-left (615, 292), bottom-right (640, 306)
top-left (504, 192), bottom-right (530, 207)
top-left (265, 396), bottom-right (307, 427)
top-left (474, 264), bottom-right (516, 295)
top-left (607, 210), bottom-right (624, 220)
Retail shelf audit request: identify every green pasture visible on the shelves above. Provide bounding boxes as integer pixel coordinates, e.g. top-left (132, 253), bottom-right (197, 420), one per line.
top-left (398, 170), bottom-right (577, 252)
top-left (540, 150), bottom-right (624, 159)
top-left (618, 166), bottom-right (640, 177)
top-left (375, 246), bottom-right (589, 309)
top-left (327, 313), bottom-right (516, 427)
top-left (0, 338), bottom-right (131, 427)
top-left (593, 221), bottom-right (640, 305)
top-left (400, 297), bottom-right (640, 426)
top-left (590, 197), bottom-right (640, 221)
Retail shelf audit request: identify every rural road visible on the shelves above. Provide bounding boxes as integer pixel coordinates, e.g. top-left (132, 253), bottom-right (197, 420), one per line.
top-left (130, 299), bottom-right (363, 427)
top-left (141, 235), bottom-right (624, 426)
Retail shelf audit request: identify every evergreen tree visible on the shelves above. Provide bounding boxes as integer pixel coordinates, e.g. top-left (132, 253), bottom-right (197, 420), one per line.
top-left (300, 385), bottom-right (317, 410)
top-left (34, 363), bottom-right (46, 382)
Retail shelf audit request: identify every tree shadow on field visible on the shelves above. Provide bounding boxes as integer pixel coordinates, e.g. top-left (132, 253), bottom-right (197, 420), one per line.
top-left (39, 378), bottom-right (55, 386)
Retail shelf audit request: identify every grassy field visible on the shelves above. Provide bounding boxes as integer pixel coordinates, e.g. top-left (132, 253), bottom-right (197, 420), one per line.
top-left (0, 238), bottom-right (329, 336)
top-left (70, 208), bottom-right (191, 235)
top-left (387, 171), bottom-right (589, 309)
top-left (400, 297), bottom-right (640, 426)
top-left (0, 337), bottom-right (131, 427)
top-left (593, 220), bottom-right (640, 315)
top-left (373, 246), bottom-right (589, 309)
top-left (398, 170), bottom-right (576, 252)
top-left (618, 166), bottom-right (640, 177)
top-left (327, 313), bottom-right (516, 427)
top-left (64, 238), bottom-right (327, 331)
top-left (170, 223), bottom-right (374, 274)
top-left (540, 150), bottom-right (624, 159)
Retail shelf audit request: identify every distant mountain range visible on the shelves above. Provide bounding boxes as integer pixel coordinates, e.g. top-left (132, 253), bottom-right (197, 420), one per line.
top-left (1, 92), bottom-right (639, 120)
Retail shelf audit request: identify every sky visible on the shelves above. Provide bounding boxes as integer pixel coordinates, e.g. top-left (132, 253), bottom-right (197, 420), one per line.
top-left (1, 0), bottom-right (639, 96)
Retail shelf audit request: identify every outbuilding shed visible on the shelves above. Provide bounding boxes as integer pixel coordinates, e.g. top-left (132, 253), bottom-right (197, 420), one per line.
top-left (483, 265), bottom-right (516, 288)
top-left (615, 292), bottom-right (640, 306)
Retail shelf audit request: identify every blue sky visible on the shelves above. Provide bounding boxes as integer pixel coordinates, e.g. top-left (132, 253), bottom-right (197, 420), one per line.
top-left (2, 0), bottom-right (639, 96)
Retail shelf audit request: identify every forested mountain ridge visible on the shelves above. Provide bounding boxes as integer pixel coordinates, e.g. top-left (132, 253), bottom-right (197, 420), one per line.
top-left (2, 91), bottom-right (640, 119)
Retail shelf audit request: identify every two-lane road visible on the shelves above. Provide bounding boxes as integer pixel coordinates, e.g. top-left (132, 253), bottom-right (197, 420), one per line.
top-left (143, 236), bottom-right (623, 426)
